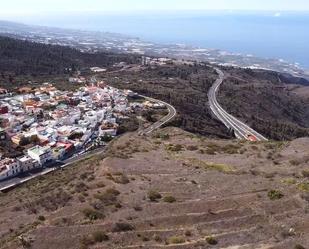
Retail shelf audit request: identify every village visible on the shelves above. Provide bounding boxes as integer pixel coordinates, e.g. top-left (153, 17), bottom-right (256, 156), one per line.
top-left (0, 80), bottom-right (164, 182)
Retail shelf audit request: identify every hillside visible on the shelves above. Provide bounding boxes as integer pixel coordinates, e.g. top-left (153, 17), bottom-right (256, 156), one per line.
top-left (102, 63), bottom-right (309, 141)
top-left (1, 36), bottom-right (309, 140)
top-left (0, 35), bottom-right (139, 80)
top-left (103, 63), bottom-right (231, 139)
top-left (0, 127), bottom-right (308, 249)
top-left (218, 67), bottom-right (309, 140)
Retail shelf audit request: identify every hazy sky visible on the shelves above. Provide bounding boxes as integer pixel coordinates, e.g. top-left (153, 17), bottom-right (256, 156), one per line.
top-left (1, 0), bottom-right (309, 16)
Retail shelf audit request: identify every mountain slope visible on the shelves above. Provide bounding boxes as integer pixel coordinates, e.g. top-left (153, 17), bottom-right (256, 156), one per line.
top-left (218, 67), bottom-right (309, 140)
top-left (0, 128), bottom-right (308, 249)
top-left (0, 35), bottom-right (139, 76)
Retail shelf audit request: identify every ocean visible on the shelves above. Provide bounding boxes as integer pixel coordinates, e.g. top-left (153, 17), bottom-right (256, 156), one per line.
top-left (19, 11), bottom-right (309, 69)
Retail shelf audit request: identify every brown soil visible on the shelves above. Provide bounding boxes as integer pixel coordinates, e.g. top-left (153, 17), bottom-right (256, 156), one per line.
top-left (0, 127), bottom-right (308, 249)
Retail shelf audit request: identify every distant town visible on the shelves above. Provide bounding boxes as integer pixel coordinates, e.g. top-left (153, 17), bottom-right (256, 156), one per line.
top-left (0, 74), bottom-right (165, 183)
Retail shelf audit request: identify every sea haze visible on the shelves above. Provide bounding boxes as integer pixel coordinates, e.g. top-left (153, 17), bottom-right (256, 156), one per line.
top-left (17, 10), bottom-right (309, 69)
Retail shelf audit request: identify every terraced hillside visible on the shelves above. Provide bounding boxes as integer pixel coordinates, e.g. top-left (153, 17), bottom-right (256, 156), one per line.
top-left (0, 128), bottom-right (308, 249)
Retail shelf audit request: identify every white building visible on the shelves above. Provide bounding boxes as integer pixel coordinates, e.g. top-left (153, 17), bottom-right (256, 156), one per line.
top-left (17, 155), bottom-right (40, 172)
top-left (27, 146), bottom-right (53, 165)
top-left (0, 158), bottom-right (19, 181)
top-left (90, 67), bottom-right (107, 73)
top-left (99, 122), bottom-right (118, 137)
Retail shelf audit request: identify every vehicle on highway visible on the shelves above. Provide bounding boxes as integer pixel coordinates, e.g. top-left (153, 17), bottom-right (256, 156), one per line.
top-left (247, 134), bottom-right (258, 142)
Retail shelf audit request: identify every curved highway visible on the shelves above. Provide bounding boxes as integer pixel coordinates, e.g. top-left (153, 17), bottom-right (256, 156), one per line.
top-left (138, 95), bottom-right (177, 135)
top-left (208, 68), bottom-right (268, 141)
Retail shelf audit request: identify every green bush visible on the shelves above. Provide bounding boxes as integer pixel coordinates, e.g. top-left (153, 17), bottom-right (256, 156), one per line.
top-left (105, 188), bottom-right (120, 196)
top-left (297, 182), bottom-right (309, 192)
top-left (92, 231), bottom-right (109, 242)
top-left (147, 190), bottom-right (162, 202)
top-left (187, 145), bottom-right (198, 151)
top-left (94, 188), bottom-right (120, 206)
top-left (82, 208), bottom-right (104, 220)
top-left (222, 144), bottom-right (241, 154)
top-left (268, 190), bottom-right (284, 200)
top-left (206, 236), bottom-right (218, 245)
top-left (112, 174), bottom-right (130, 184)
top-left (112, 222), bottom-right (135, 232)
top-left (166, 144), bottom-right (183, 152)
top-left (163, 196), bottom-right (176, 203)
top-left (160, 134), bottom-right (170, 140)
top-left (38, 215), bottom-right (45, 221)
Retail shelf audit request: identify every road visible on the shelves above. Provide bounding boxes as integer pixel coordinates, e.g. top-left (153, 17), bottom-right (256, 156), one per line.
top-left (208, 67), bottom-right (268, 141)
top-left (138, 95), bottom-right (177, 136)
top-left (0, 95), bottom-right (176, 192)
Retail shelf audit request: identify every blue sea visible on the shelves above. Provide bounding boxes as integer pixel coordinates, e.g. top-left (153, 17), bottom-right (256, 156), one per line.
top-left (18, 11), bottom-right (309, 69)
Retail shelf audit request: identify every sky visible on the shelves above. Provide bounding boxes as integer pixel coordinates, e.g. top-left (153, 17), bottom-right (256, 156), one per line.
top-left (1, 0), bottom-right (309, 17)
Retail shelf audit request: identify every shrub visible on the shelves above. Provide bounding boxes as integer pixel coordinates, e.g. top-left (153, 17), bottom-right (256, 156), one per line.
top-left (297, 182), bottom-right (309, 192)
top-left (96, 182), bottom-right (105, 188)
top-left (80, 235), bottom-right (95, 247)
top-left (92, 231), bottom-right (109, 242)
top-left (206, 236), bottom-right (218, 245)
top-left (168, 236), bottom-right (185, 244)
top-left (163, 196), bottom-right (176, 203)
top-left (205, 148), bottom-right (216, 155)
top-left (290, 159), bottom-right (301, 166)
top-left (268, 190), bottom-right (284, 200)
top-left (19, 237), bottom-right (32, 248)
top-left (302, 170), bottom-right (309, 178)
top-left (147, 190), bottom-right (162, 202)
top-left (222, 144), bottom-right (241, 154)
top-left (133, 205), bottom-right (143, 211)
top-left (160, 134), bottom-right (170, 140)
top-left (294, 244), bottom-right (305, 249)
top-left (112, 222), bottom-right (135, 232)
top-left (187, 145), bottom-right (198, 151)
top-left (38, 215), bottom-right (45, 221)
top-left (94, 188), bottom-right (120, 206)
top-left (82, 208), bottom-right (104, 220)
top-left (78, 195), bottom-right (86, 203)
top-left (185, 230), bottom-right (192, 236)
top-left (75, 182), bottom-right (88, 193)
top-left (141, 236), bottom-right (150, 241)
top-left (113, 174), bottom-right (130, 184)
top-left (282, 178), bottom-right (297, 185)
top-left (166, 144), bottom-right (183, 152)
top-left (205, 163), bottom-right (235, 173)
top-left (153, 234), bottom-right (162, 242)
top-left (105, 188), bottom-right (120, 196)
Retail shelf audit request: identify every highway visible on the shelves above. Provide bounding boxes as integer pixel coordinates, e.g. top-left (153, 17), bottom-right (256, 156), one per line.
top-left (0, 95), bottom-right (176, 192)
top-left (138, 95), bottom-right (177, 136)
top-left (208, 67), bottom-right (268, 141)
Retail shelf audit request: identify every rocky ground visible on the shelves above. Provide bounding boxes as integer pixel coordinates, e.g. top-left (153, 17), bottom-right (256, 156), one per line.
top-left (0, 127), bottom-right (308, 249)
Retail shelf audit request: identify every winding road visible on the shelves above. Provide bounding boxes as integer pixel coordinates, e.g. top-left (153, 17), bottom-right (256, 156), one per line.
top-left (138, 95), bottom-right (177, 136)
top-left (208, 67), bottom-right (268, 141)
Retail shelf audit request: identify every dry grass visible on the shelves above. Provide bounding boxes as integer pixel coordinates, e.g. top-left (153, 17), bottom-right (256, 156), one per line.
top-left (167, 236), bottom-right (186, 244)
